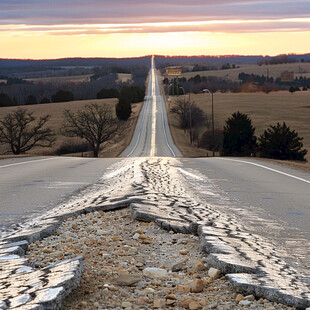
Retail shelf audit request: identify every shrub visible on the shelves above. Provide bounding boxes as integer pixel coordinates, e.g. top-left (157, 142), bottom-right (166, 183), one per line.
top-left (116, 96), bottom-right (132, 121)
top-left (222, 111), bottom-right (257, 156)
top-left (40, 97), bottom-right (51, 104)
top-left (261, 83), bottom-right (278, 94)
top-left (199, 128), bottom-right (223, 152)
top-left (96, 88), bottom-right (119, 99)
top-left (55, 140), bottom-right (90, 155)
top-left (119, 86), bottom-right (145, 103)
top-left (259, 122), bottom-right (307, 161)
top-left (25, 94), bottom-right (37, 105)
top-left (0, 93), bottom-right (15, 107)
top-left (52, 90), bottom-right (74, 102)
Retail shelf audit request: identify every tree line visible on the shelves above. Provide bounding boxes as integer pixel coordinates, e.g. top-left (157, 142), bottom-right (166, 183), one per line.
top-left (0, 83), bottom-right (145, 108)
top-left (0, 64), bottom-right (148, 107)
top-left (164, 73), bottom-right (310, 96)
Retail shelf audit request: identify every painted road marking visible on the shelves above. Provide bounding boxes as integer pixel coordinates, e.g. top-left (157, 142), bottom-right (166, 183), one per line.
top-left (0, 157), bottom-right (59, 169)
top-left (217, 158), bottom-right (310, 184)
top-left (178, 168), bottom-right (203, 180)
top-left (150, 69), bottom-right (156, 157)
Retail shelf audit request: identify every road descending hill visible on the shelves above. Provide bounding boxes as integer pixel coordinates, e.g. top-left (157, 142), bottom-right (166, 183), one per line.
top-left (0, 57), bottom-right (309, 309)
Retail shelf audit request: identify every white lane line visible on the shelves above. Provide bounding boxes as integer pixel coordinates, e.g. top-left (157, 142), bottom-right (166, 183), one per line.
top-left (217, 158), bottom-right (310, 184)
top-left (0, 157), bottom-right (59, 169)
top-left (178, 168), bottom-right (203, 180)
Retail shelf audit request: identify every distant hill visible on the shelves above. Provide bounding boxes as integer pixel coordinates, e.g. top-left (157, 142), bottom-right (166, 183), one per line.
top-left (1, 54), bottom-right (309, 78)
top-left (154, 54), bottom-right (310, 67)
top-left (0, 56), bottom-right (152, 68)
top-left (1, 54), bottom-right (310, 69)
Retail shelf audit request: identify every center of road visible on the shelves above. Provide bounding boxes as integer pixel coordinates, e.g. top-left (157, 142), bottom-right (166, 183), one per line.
top-left (150, 68), bottom-right (157, 157)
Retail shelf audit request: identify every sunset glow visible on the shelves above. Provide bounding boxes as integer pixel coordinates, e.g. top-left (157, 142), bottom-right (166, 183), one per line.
top-left (1, 1), bottom-right (310, 58)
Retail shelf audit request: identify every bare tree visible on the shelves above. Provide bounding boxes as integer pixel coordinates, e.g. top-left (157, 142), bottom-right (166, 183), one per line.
top-left (170, 98), bottom-right (208, 143)
top-left (63, 103), bottom-right (124, 157)
top-left (0, 108), bottom-right (55, 154)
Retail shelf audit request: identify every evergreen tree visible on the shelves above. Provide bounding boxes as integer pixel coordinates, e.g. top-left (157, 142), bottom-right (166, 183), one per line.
top-left (259, 122), bottom-right (307, 161)
top-left (116, 96), bottom-right (132, 121)
top-left (223, 111), bottom-right (257, 156)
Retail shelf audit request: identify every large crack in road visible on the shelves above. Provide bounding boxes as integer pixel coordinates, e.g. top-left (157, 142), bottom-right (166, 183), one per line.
top-left (1, 157), bottom-right (309, 309)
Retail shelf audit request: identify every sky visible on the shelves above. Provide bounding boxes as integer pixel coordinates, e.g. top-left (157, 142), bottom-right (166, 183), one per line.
top-left (1, 0), bottom-right (310, 59)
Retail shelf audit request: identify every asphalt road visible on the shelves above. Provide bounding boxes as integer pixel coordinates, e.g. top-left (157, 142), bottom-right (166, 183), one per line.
top-left (181, 157), bottom-right (310, 278)
top-left (182, 157), bottom-right (310, 236)
top-left (0, 157), bottom-right (119, 232)
top-left (120, 56), bottom-right (181, 157)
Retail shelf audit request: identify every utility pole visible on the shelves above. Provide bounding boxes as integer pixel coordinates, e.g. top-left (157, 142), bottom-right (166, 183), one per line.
top-left (188, 90), bottom-right (192, 144)
top-left (203, 89), bottom-right (215, 156)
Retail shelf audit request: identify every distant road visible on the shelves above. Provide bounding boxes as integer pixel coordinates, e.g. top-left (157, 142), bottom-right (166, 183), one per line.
top-left (120, 56), bottom-right (181, 157)
top-left (0, 157), bottom-right (119, 232)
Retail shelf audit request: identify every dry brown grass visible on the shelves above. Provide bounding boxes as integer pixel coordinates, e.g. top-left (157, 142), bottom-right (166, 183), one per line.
top-left (180, 63), bottom-right (310, 81)
top-left (167, 89), bottom-right (310, 170)
top-left (25, 74), bottom-right (92, 84)
top-left (0, 98), bottom-right (142, 158)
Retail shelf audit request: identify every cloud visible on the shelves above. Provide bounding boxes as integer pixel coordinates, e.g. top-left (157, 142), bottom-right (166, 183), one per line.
top-left (1, 19), bottom-right (309, 37)
top-left (0, 0), bottom-right (309, 35)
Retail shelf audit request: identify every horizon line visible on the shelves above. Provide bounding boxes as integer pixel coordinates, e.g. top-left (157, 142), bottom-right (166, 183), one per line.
top-left (1, 52), bottom-right (310, 62)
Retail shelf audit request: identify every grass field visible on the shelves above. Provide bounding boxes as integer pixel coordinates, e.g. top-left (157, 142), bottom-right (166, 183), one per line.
top-left (167, 90), bottom-right (310, 169)
top-left (180, 63), bottom-right (310, 81)
top-left (25, 74), bottom-right (92, 84)
top-left (0, 98), bottom-right (142, 158)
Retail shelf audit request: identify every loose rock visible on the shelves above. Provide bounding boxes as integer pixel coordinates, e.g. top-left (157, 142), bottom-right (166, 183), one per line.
top-left (143, 267), bottom-right (168, 279)
top-left (208, 267), bottom-right (221, 280)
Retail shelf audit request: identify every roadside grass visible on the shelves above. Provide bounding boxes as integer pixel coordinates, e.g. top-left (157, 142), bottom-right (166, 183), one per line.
top-left (167, 89), bottom-right (310, 171)
top-left (180, 63), bottom-right (310, 81)
top-left (0, 98), bottom-right (142, 158)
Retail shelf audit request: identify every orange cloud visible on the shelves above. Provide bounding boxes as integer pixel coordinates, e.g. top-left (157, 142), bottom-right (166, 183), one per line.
top-left (1, 18), bottom-right (310, 36)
